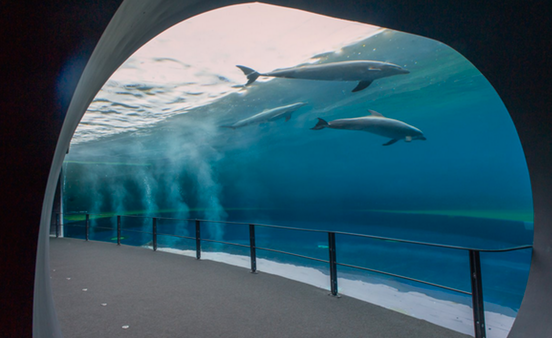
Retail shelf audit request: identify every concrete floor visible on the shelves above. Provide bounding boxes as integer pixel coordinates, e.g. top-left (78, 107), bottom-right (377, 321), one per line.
top-left (49, 237), bottom-right (472, 338)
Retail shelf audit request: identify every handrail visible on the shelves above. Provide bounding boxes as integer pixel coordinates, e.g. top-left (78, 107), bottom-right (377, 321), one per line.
top-left (57, 212), bottom-right (532, 338)
top-left (63, 212), bottom-right (531, 253)
top-left (337, 261), bottom-right (471, 295)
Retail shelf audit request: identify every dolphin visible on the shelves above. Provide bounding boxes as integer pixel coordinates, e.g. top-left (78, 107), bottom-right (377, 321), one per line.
top-left (222, 102), bottom-right (308, 129)
top-left (236, 60), bottom-right (409, 92)
top-left (311, 110), bottom-right (426, 146)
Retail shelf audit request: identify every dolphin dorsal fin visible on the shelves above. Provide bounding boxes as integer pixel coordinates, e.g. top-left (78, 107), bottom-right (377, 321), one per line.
top-left (367, 109), bottom-right (384, 117)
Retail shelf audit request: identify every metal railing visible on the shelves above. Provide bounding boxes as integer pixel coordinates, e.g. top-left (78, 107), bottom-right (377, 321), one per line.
top-left (55, 213), bottom-right (532, 338)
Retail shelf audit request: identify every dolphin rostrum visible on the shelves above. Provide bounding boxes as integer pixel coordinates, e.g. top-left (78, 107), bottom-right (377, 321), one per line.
top-left (311, 110), bottom-right (426, 146)
top-left (236, 60), bottom-right (409, 92)
top-left (222, 102), bottom-right (308, 129)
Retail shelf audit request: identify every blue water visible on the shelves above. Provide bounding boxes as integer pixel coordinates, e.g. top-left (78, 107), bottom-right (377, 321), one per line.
top-left (62, 27), bottom-right (533, 317)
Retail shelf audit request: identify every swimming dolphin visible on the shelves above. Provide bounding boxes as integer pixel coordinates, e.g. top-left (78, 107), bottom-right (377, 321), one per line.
top-left (311, 110), bottom-right (426, 146)
top-left (222, 102), bottom-right (308, 129)
top-left (236, 60), bottom-right (409, 92)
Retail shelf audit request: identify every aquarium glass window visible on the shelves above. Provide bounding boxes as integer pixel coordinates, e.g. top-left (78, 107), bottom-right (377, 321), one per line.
top-left (62, 4), bottom-right (533, 337)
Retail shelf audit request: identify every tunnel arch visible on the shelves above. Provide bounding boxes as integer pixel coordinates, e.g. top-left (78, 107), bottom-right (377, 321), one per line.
top-left (35, 1), bottom-right (549, 338)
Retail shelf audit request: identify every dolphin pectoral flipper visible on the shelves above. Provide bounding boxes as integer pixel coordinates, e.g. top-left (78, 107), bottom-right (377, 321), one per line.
top-left (285, 114), bottom-right (291, 122)
top-left (352, 80), bottom-right (373, 92)
top-left (311, 118), bottom-right (329, 130)
top-left (236, 65), bottom-right (260, 86)
top-left (382, 139), bottom-right (399, 146)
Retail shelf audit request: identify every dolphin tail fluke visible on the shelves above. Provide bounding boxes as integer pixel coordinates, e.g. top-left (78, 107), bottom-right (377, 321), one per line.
top-left (311, 118), bottom-right (329, 130)
top-left (382, 139), bottom-right (399, 146)
top-left (236, 65), bottom-right (260, 86)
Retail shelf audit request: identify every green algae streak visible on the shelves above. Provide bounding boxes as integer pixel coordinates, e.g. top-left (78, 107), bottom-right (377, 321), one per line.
top-left (369, 209), bottom-right (533, 223)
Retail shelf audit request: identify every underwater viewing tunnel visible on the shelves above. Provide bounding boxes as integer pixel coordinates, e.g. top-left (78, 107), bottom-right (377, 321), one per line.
top-left (10, 1), bottom-right (547, 338)
top-left (48, 4), bottom-right (535, 338)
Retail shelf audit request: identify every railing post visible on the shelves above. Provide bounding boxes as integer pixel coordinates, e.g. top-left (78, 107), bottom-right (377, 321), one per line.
top-left (55, 213), bottom-right (60, 238)
top-left (85, 214), bottom-right (89, 241)
top-left (117, 215), bottom-right (121, 246)
top-left (249, 224), bottom-right (257, 273)
top-left (328, 232), bottom-right (338, 296)
top-left (469, 250), bottom-right (486, 338)
top-left (152, 217), bottom-right (157, 251)
top-left (195, 219), bottom-right (201, 259)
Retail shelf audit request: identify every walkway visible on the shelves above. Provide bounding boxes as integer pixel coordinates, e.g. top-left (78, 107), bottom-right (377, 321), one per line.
top-left (50, 238), bottom-right (471, 338)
